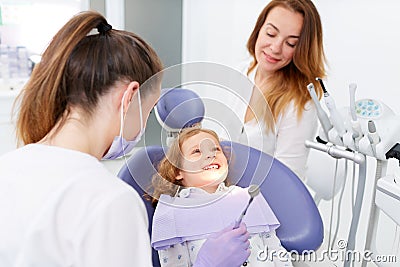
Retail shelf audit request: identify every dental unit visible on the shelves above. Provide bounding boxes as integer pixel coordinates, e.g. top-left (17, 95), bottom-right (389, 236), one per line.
top-left (306, 78), bottom-right (400, 267)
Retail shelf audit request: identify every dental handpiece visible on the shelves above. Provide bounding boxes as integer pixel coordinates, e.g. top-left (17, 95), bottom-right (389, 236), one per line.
top-left (349, 83), bottom-right (362, 140)
top-left (368, 120), bottom-right (380, 157)
top-left (316, 78), bottom-right (346, 138)
top-left (368, 120), bottom-right (380, 144)
top-left (307, 83), bottom-right (333, 138)
top-left (233, 185), bottom-right (260, 229)
top-left (349, 83), bottom-right (358, 121)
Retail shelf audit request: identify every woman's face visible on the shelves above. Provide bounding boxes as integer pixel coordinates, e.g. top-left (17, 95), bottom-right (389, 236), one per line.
top-left (177, 132), bottom-right (228, 193)
top-left (255, 6), bottom-right (304, 75)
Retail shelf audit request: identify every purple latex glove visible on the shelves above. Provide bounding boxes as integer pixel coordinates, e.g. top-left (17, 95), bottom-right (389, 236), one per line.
top-left (194, 222), bottom-right (250, 267)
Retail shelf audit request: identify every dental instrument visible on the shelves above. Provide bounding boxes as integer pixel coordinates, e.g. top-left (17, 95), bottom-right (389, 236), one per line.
top-left (349, 83), bottom-right (363, 143)
top-left (367, 120), bottom-right (381, 145)
top-left (307, 82), bottom-right (332, 141)
top-left (368, 120), bottom-right (381, 157)
top-left (306, 78), bottom-right (400, 267)
top-left (233, 184), bottom-right (260, 229)
top-left (316, 78), bottom-right (346, 139)
top-left (349, 83), bottom-right (358, 122)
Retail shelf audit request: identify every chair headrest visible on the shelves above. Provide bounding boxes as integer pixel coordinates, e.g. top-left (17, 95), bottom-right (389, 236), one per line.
top-left (154, 88), bottom-right (205, 132)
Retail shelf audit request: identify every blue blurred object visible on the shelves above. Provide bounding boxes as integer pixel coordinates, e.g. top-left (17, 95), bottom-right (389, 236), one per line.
top-left (155, 88), bottom-right (205, 131)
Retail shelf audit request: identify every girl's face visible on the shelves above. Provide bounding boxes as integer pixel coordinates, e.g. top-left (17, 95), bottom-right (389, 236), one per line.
top-left (254, 6), bottom-right (303, 75)
top-left (177, 132), bottom-right (228, 193)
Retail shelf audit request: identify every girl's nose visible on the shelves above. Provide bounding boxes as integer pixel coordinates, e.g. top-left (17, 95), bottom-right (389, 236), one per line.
top-left (206, 153), bottom-right (216, 159)
top-left (200, 139), bottom-right (217, 159)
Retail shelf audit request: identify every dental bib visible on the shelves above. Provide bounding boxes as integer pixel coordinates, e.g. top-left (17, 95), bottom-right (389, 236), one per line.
top-left (151, 185), bottom-right (280, 250)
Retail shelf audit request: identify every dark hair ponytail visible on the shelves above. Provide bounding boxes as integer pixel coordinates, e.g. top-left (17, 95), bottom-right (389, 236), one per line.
top-left (15, 11), bottom-right (162, 145)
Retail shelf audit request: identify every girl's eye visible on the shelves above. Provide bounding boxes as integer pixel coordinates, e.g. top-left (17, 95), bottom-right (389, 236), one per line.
top-left (192, 148), bottom-right (201, 154)
top-left (213, 147), bottom-right (221, 152)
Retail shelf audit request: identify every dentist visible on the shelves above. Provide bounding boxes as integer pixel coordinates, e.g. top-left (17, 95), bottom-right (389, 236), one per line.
top-left (0, 11), bottom-right (249, 267)
top-left (237, 0), bottom-right (326, 180)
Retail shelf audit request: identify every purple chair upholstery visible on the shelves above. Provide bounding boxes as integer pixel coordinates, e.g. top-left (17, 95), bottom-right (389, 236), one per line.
top-left (155, 88), bottom-right (205, 130)
top-left (118, 146), bottom-right (164, 267)
top-left (118, 142), bottom-right (324, 266)
top-left (221, 141), bottom-right (324, 252)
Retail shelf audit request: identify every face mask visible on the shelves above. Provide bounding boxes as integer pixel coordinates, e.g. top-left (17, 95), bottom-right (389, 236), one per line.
top-left (102, 89), bottom-right (144, 160)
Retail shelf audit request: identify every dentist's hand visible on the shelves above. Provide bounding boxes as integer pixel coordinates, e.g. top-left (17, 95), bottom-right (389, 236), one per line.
top-left (194, 222), bottom-right (250, 267)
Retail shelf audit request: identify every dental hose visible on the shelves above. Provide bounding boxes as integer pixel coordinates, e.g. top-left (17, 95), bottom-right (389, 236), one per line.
top-left (360, 159), bottom-right (384, 267)
top-left (327, 159), bottom-right (339, 253)
top-left (351, 161), bottom-right (356, 214)
top-left (344, 156), bottom-right (367, 267)
top-left (331, 159), bottom-right (348, 251)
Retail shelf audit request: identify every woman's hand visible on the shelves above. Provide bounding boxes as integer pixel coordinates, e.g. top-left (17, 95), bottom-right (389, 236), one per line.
top-left (194, 222), bottom-right (250, 267)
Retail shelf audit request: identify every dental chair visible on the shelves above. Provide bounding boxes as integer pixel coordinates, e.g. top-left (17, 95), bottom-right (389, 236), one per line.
top-left (117, 88), bottom-right (324, 267)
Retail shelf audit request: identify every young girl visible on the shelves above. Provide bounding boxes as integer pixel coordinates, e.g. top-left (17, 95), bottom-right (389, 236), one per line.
top-left (151, 127), bottom-right (293, 266)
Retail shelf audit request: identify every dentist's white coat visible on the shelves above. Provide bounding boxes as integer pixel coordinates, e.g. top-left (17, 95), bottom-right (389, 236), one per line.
top-left (224, 66), bottom-right (318, 180)
top-left (0, 144), bottom-right (152, 267)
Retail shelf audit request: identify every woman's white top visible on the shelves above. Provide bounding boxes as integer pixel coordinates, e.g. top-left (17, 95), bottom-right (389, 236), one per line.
top-left (0, 144), bottom-right (152, 267)
top-left (226, 67), bottom-right (318, 180)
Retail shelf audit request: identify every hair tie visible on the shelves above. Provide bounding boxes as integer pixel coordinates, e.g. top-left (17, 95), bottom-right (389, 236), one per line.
top-left (97, 22), bottom-right (112, 34)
